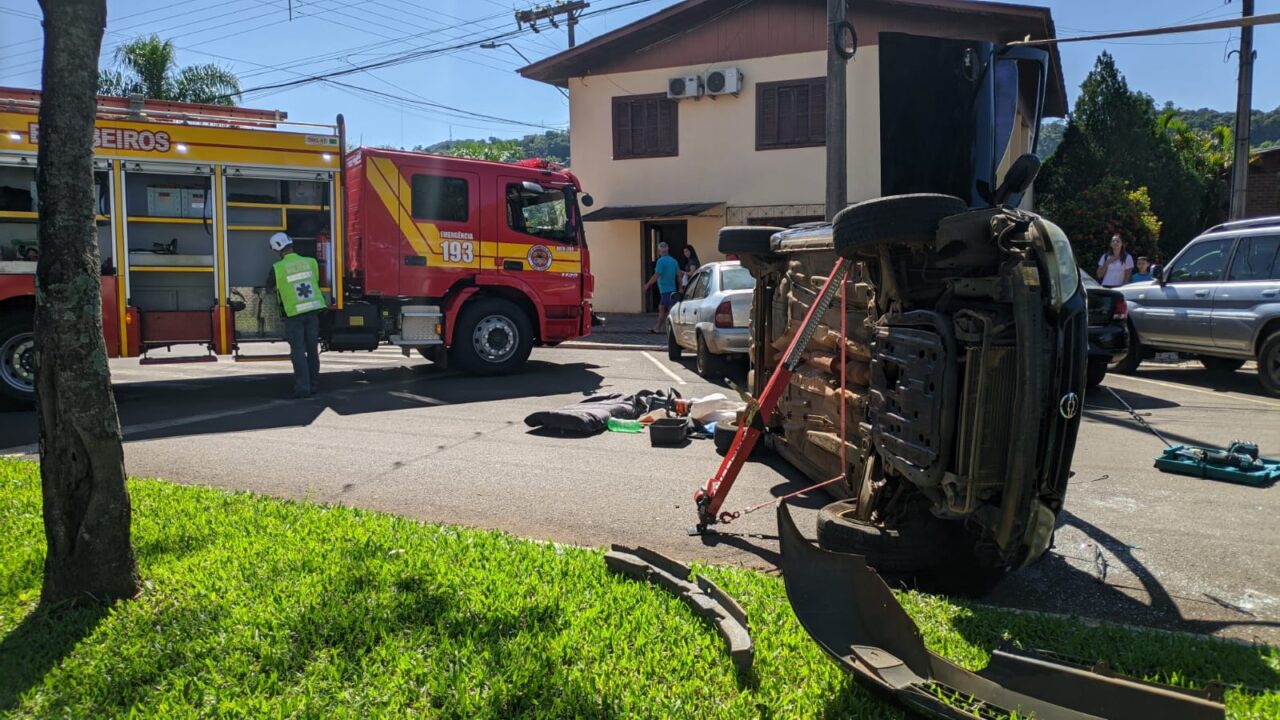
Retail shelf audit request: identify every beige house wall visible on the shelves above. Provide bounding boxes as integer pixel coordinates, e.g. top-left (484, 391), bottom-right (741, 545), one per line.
top-left (573, 49), bottom-right (883, 313)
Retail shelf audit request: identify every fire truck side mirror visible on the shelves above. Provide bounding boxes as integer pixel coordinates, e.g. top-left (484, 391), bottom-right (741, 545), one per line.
top-left (581, 193), bottom-right (594, 207)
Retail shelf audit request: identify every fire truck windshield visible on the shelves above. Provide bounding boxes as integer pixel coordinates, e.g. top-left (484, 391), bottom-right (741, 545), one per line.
top-left (507, 184), bottom-right (570, 243)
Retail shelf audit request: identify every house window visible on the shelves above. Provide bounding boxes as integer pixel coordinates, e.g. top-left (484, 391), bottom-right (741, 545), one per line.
top-left (410, 174), bottom-right (468, 222)
top-left (612, 94), bottom-right (678, 159)
top-left (756, 77), bottom-right (826, 150)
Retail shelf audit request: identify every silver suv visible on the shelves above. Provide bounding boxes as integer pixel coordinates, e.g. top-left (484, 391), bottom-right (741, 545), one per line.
top-left (1116, 216), bottom-right (1280, 396)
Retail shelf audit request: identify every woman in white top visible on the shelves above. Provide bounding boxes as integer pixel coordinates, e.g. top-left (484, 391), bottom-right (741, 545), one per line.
top-left (1096, 234), bottom-right (1134, 288)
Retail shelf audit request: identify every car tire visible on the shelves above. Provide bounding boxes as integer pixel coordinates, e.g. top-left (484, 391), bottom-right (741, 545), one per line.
top-left (815, 499), bottom-right (952, 575)
top-left (448, 297), bottom-right (533, 375)
top-left (1198, 356), bottom-right (1245, 375)
top-left (1110, 321), bottom-right (1144, 375)
top-left (695, 332), bottom-right (721, 379)
top-left (832, 194), bottom-right (967, 260)
top-left (0, 314), bottom-right (36, 406)
top-left (1259, 332), bottom-right (1280, 397)
top-left (1086, 358), bottom-right (1108, 389)
top-left (667, 326), bottom-right (682, 360)
top-left (714, 418), bottom-right (765, 458)
top-left (718, 226), bottom-right (785, 256)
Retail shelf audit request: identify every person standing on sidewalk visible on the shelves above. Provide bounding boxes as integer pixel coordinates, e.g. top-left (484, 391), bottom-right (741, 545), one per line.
top-left (269, 232), bottom-right (325, 398)
top-left (643, 241), bottom-right (680, 334)
top-left (1096, 233), bottom-right (1134, 288)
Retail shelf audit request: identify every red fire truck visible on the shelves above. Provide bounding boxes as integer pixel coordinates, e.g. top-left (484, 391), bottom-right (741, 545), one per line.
top-left (0, 89), bottom-right (593, 403)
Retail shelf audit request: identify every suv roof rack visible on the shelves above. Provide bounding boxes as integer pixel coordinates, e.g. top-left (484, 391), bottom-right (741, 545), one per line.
top-left (1204, 215), bottom-right (1280, 234)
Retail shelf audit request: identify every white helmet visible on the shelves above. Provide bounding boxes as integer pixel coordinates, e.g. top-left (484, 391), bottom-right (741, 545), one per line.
top-left (269, 232), bottom-right (292, 252)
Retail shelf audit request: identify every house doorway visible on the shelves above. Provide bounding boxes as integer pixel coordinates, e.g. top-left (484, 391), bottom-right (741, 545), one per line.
top-left (640, 220), bottom-right (688, 313)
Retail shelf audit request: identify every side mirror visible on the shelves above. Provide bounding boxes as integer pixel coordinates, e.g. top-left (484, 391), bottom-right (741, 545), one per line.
top-left (670, 291), bottom-right (684, 303)
top-left (1150, 264), bottom-right (1165, 285)
top-left (580, 193), bottom-right (594, 207)
top-left (521, 180), bottom-right (545, 195)
top-left (993, 153), bottom-right (1041, 206)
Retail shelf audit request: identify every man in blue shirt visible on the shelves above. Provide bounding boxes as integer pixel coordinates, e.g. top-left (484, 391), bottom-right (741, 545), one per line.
top-left (643, 241), bottom-right (681, 333)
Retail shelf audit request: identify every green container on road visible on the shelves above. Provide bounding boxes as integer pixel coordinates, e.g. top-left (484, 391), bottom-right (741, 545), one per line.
top-left (607, 418), bottom-right (644, 433)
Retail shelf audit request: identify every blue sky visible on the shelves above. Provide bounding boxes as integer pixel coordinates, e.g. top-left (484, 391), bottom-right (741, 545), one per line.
top-left (0, 0), bottom-right (1276, 148)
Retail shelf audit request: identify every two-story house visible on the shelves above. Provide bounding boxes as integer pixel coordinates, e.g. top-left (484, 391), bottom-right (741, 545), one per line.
top-left (520, 0), bottom-right (1067, 313)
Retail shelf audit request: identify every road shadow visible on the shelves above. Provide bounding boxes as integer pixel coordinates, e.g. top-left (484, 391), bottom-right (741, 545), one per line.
top-left (0, 604), bottom-right (111, 712)
top-left (1, 359), bottom-right (606, 450)
top-left (1127, 364), bottom-right (1268, 398)
top-left (980, 509), bottom-right (1280, 642)
top-left (675, 356), bottom-right (749, 391)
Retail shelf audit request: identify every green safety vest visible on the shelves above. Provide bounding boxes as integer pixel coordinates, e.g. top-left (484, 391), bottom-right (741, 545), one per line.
top-left (273, 252), bottom-right (325, 317)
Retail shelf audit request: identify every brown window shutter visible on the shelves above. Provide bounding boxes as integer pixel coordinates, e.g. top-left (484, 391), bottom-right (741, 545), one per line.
top-left (809, 79), bottom-right (826, 145)
top-left (758, 85), bottom-right (778, 148)
top-left (658, 99), bottom-right (676, 154)
top-left (613, 97), bottom-right (630, 157)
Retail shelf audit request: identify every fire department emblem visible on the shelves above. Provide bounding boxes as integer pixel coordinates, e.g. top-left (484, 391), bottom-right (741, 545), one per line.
top-left (527, 244), bottom-right (553, 272)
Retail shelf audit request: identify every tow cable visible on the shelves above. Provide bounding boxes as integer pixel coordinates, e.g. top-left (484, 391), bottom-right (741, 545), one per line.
top-left (1105, 386), bottom-right (1173, 448)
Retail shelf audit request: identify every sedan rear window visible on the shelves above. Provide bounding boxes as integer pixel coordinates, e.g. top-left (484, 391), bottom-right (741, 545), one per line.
top-left (720, 265), bottom-right (755, 291)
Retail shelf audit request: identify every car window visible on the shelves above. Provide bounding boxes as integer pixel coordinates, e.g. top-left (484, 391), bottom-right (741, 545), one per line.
top-left (1226, 236), bottom-right (1280, 281)
top-left (686, 272), bottom-right (709, 300)
top-left (720, 265), bottom-right (755, 291)
top-left (1167, 238), bottom-right (1232, 283)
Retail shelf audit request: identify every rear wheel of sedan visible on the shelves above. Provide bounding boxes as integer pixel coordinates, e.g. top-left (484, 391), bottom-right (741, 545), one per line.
top-left (1259, 332), bottom-right (1280, 397)
top-left (815, 499), bottom-right (951, 575)
top-left (1086, 359), bottom-right (1108, 389)
top-left (1110, 321), bottom-right (1144, 375)
top-left (1198, 356), bottom-right (1245, 375)
top-left (667, 326), bottom-right (682, 360)
top-left (695, 332), bottom-right (721, 379)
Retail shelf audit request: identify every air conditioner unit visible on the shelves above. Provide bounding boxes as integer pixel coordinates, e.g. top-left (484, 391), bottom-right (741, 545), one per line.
top-left (704, 67), bottom-right (742, 96)
top-left (667, 75), bottom-right (703, 99)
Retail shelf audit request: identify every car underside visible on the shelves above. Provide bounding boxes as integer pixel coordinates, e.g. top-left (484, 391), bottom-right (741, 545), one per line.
top-left (728, 194), bottom-right (1087, 587)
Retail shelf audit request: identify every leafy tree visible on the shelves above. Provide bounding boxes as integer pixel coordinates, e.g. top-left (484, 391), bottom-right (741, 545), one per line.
top-left (422, 130), bottom-right (569, 165)
top-left (1158, 111), bottom-right (1232, 232)
top-left (1168, 103), bottom-right (1280, 148)
top-left (98, 35), bottom-right (240, 105)
top-left (1038, 52), bottom-right (1204, 260)
top-left (1037, 120), bottom-right (1065, 158)
top-left (37, 0), bottom-right (139, 605)
top-left (1049, 176), bottom-right (1162, 265)
top-left (438, 139), bottom-right (522, 162)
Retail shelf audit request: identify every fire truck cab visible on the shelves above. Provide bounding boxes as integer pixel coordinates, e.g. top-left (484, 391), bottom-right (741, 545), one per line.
top-left (335, 148), bottom-right (594, 374)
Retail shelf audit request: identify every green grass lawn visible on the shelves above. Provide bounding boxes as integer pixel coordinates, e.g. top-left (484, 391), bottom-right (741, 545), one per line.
top-left (1, 457), bottom-right (1276, 719)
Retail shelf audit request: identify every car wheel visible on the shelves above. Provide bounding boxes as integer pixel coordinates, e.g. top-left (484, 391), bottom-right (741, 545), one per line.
top-left (695, 332), bottom-right (720, 379)
top-left (667, 326), bottom-right (682, 361)
top-left (1110, 321), bottom-right (1144, 375)
top-left (448, 297), bottom-right (533, 375)
top-left (815, 499), bottom-right (952, 575)
top-left (0, 315), bottom-right (36, 406)
top-left (832, 194), bottom-right (967, 260)
top-left (718, 226), bottom-right (785, 256)
top-left (1259, 332), bottom-right (1280, 397)
top-left (1198, 356), bottom-right (1246, 375)
top-left (1086, 358), bottom-right (1108, 389)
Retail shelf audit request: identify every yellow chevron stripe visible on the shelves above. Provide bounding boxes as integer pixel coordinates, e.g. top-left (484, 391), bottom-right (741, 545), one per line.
top-left (367, 157), bottom-right (432, 257)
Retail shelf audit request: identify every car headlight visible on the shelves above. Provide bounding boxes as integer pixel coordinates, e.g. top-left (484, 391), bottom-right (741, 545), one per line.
top-left (1036, 219), bottom-right (1079, 309)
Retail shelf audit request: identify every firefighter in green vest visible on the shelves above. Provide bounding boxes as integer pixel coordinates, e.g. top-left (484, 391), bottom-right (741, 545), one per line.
top-left (269, 232), bottom-right (324, 398)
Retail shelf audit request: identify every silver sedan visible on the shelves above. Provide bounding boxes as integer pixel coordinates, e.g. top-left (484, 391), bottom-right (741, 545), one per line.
top-left (667, 261), bottom-right (755, 377)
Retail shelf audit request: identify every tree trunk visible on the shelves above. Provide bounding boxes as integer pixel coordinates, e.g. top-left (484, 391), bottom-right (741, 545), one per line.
top-left (35, 0), bottom-right (139, 606)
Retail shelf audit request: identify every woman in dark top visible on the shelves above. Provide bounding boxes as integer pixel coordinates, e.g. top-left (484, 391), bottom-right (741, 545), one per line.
top-left (680, 245), bottom-right (702, 289)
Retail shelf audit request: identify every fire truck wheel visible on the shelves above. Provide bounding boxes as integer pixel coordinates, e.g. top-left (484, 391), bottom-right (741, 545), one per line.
top-left (0, 315), bottom-right (36, 405)
top-left (832, 194), bottom-right (967, 260)
top-left (450, 297), bottom-right (533, 375)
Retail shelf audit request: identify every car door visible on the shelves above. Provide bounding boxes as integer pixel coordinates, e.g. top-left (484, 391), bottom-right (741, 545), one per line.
top-left (1212, 234), bottom-right (1280, 352)
top-left (1131, 237), bottom-right (1233, 349)
top-left (678, 270), bottom-right (708, 347)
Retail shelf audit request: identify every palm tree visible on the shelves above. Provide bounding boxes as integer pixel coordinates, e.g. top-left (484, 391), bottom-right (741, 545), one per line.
top-left (98, 35), bottom-right (241, 106)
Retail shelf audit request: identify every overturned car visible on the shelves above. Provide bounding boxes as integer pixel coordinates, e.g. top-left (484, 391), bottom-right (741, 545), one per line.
top-left (722, 180), bottom-right (1087, 585)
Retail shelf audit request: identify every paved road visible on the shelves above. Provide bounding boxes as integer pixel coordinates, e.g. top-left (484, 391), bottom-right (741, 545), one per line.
top-left (3, 347), bottom-right (1277, 644)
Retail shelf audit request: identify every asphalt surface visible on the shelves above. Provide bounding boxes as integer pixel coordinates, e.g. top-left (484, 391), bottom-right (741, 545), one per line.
top-left (2, 346), bottom-right (1277, 645)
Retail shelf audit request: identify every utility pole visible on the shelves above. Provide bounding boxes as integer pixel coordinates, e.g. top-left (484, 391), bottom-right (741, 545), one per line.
top-left (516, 1), bottom-right (589, 48)
top-left (1230, 0), bottom-right (1255, 220)
top-left (825, 0), bottom-right (852, 220)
